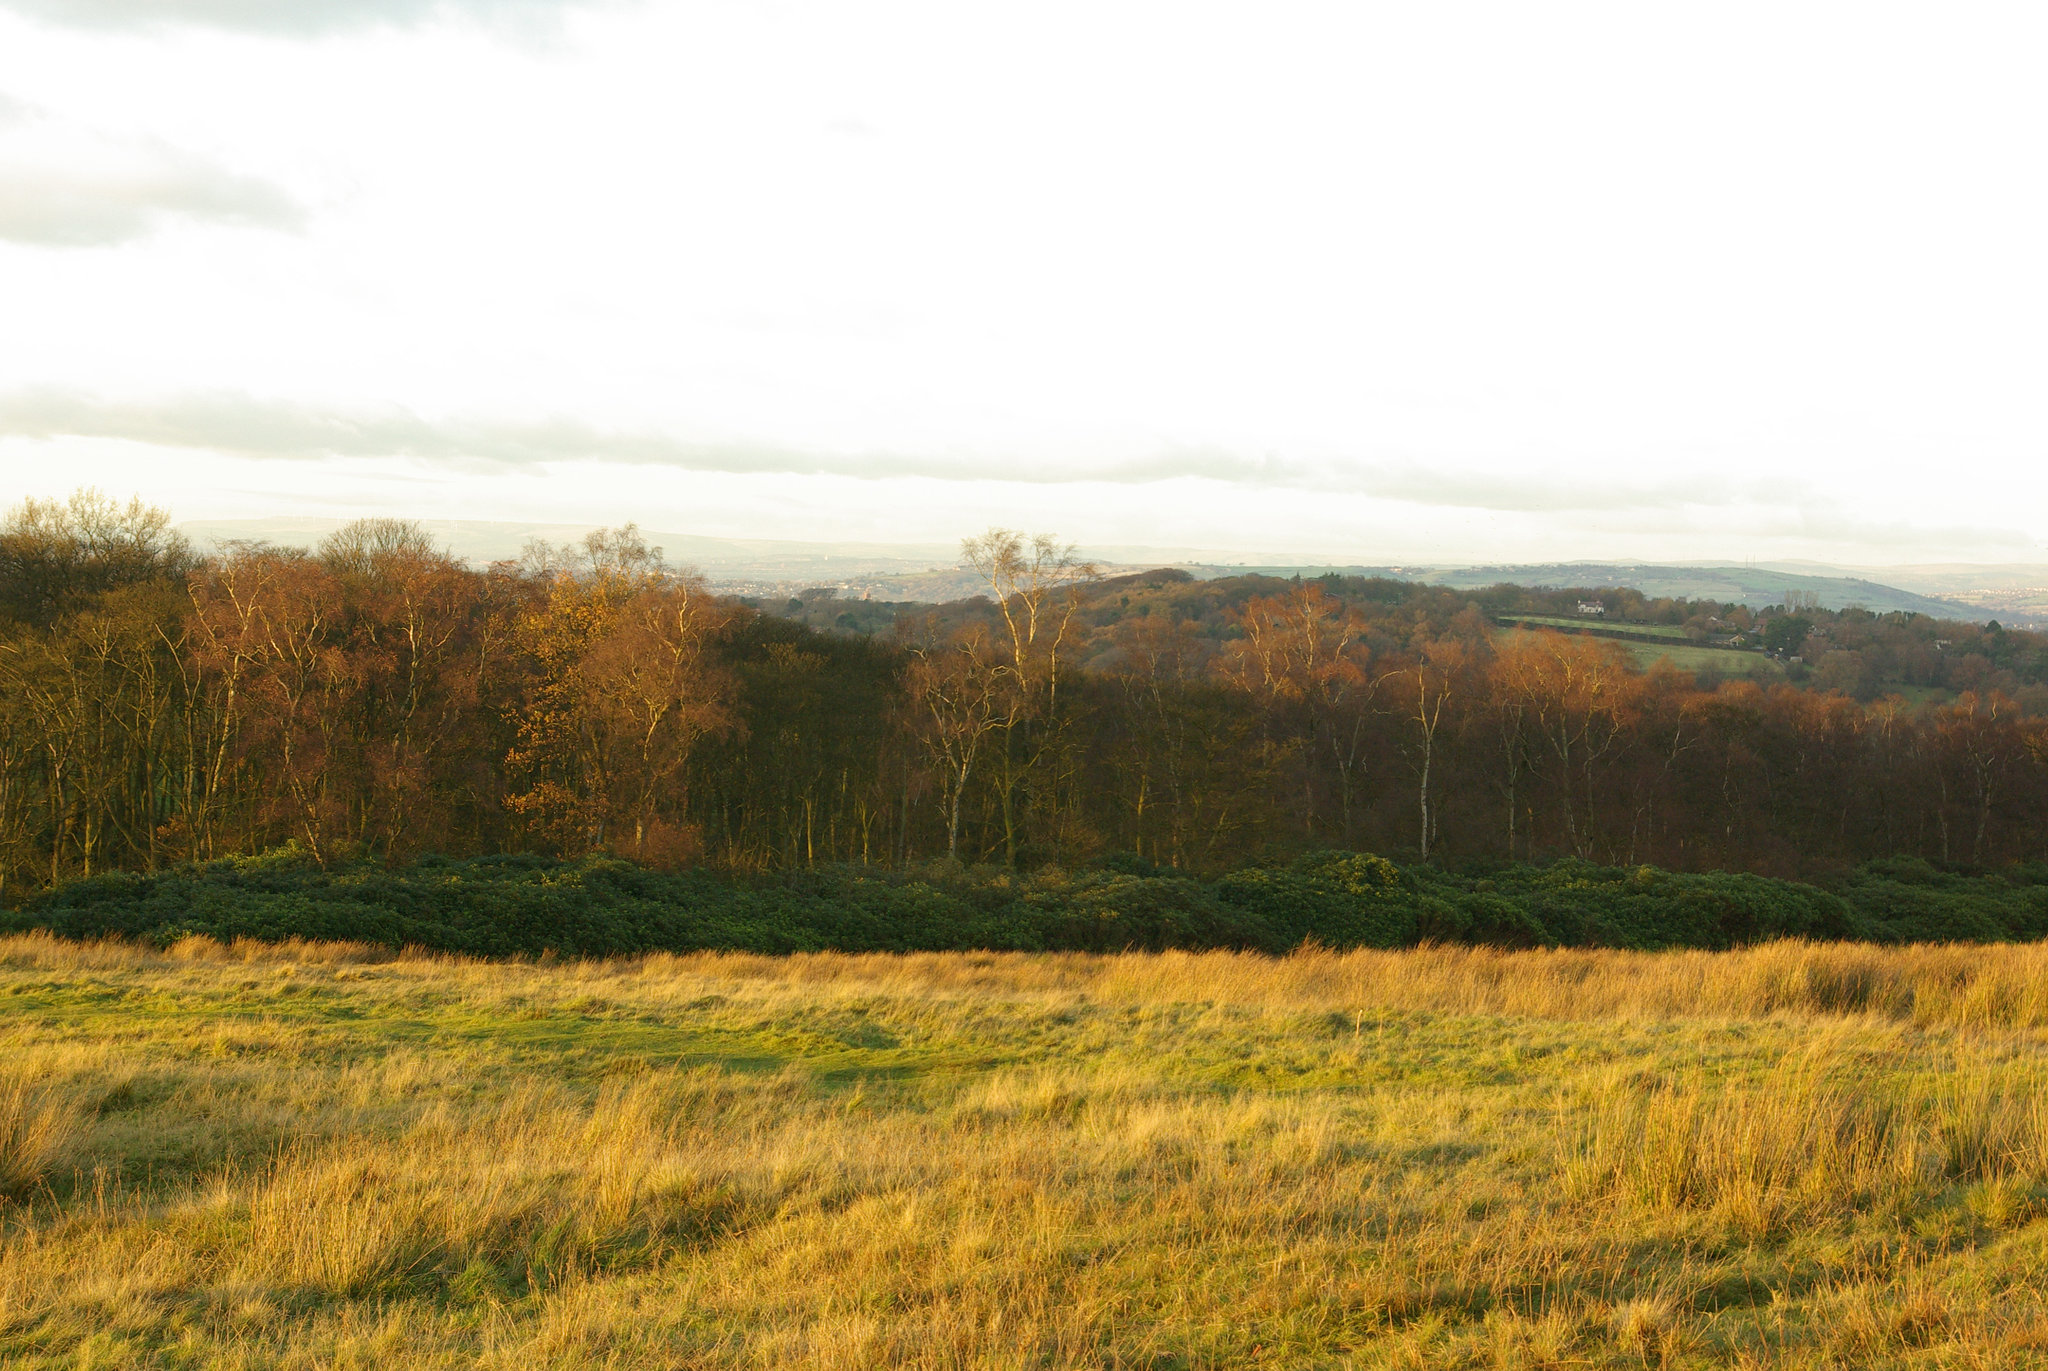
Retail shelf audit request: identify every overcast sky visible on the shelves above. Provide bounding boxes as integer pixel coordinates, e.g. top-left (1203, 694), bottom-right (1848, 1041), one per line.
top-left (1, 1), bottom-right (2044, 565)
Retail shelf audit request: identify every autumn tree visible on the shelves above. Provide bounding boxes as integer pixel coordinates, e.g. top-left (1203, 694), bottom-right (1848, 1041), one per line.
top-left (314, 519), bottom-right (497, 859)
top-left (503, 527), bottom-right (736, 863)
top-left (1224, 580), bottom-right (1389, 842)
top-left (0, 493), bottom-right (195, 888)
top-left (183, 546), bottom-right (350, 861)
top-left (579, 578), bottom-right (737, 864)
top-left (1928, 692), bottom-right (2028, 864)
top-left (1490, 630), bottom-right (1631, 859)
top-left (0, 488), bottom-right (194, 630)
top-left (0, 599), bottom-right (169, 882)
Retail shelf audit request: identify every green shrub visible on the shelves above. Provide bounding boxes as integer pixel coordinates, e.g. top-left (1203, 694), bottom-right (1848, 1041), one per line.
top-left (8, 847), bottom-right (2046, 958)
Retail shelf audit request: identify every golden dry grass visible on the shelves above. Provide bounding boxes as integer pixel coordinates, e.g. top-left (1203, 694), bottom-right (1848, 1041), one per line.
top-left (2, 933), bottom-right (2047, 1367)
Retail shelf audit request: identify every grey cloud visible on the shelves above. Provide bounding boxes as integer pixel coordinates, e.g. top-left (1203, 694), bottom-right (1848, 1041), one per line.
top-left (0, 151), bottom-right (302, 247)
top-left (1353, 466), bottom-right (1739, 516)
top-left (0, 100), bottom-right (304, 247)
top-left (1138, 445), bottom-right (1748, 514)
top-left (0, 0), bottom-right (599, 36)
top-left (0, 388), bottom-right (1776, 514)
top-left (0, 390), bottom-right (876, 472)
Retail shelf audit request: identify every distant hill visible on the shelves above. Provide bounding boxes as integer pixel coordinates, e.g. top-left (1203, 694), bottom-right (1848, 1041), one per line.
top-left (1751, 561), bottom-right (2048, 629)
top-left (176, 518), bottom-right (1194, 602)
top-left (1171, 561), bottom-right (1978, 621)
top-left (179, 520), bottom-right (2023, 624)
top-left (177, 518), bottom-right (962, 585)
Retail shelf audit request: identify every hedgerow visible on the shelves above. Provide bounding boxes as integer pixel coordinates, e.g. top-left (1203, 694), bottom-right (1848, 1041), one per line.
top-left (11, 846), bottom-right (2048, 957)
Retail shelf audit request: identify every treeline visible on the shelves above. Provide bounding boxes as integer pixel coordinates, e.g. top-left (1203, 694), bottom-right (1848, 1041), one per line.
top-left (4, 490), bottom-right (2048, 899)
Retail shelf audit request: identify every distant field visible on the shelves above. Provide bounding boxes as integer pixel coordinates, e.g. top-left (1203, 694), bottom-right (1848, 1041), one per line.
top-left (1436, 564), bottom-right (1972, 619)
top-left (1884, 683), bottom-right (1957, 707)
top-left (1497, 627), bottom-right (1782, 679)
top-left (1505, 614), bottom-right (1696, 639)
top-left (4, 935), bottom-right (2048, 1367)
top-left (1626, 641), bottom-right (1784, 677)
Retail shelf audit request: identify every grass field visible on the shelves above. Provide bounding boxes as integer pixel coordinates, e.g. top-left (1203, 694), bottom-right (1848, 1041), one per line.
top-left (1496, 626), bottom-right (1780, 681)
top-left (1881, 684), bottom-right (1957, 708)
top-left (5, 936), bottom-right (2048, 1367)
top-left (1504, 616), bottom-right (1697, 640)
top-left (1624, 642), bottom-right (1784, 678)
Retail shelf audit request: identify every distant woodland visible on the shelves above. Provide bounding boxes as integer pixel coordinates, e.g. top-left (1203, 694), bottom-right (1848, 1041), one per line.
top-left (5, 489), bottom-right (2048, 900)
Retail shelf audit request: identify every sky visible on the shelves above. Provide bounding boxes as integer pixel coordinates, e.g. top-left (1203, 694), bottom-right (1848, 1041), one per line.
top-left (1, 1), bottom-right (2045, 566)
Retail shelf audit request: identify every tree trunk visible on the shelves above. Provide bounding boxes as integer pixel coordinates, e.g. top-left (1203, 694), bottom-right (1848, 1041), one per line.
top-left (1418, 729), bottom-right (1433, 862)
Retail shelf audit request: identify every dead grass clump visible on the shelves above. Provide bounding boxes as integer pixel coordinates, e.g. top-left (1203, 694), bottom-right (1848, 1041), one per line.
top-left (1563, 1052), bottom-right (1918, 1231)
top-left (1821, 1280), bottom-right (1958, 1357)
top-left (0, 1078), bottom-right (79, 1198)
top-left (0, 929), bottom-right (163, 974)
top-left (238, 1148), bottom-right (445, 1295)
top-left (1093, 939), bottom-right (2048, 1031)
top-left (1730, 940), bottom-right (1911, 1018)
top-left (1607, 1294), bottom-right (1688, 1360)
top-left (1931, 1064), bottom-right (2048, 1182)
top-left (20, 931), bottom-right (2048, 1030)
top-left (1566, 1050), bottom-right (2048, 1236)
top-left (167, 934), bottom-right (395, 966)
top-left (229, 1076), bottom-right (748, 1298)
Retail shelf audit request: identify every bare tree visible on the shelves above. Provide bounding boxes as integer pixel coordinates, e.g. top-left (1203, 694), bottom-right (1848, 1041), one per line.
top-left (1224, 581), bottom-right (1391, 842)
top-left (1406, 640), bottom-right (1467, 863)
top-left (960, 528), bottom-right (1097, 700)
top-left (904, 621), bottom-right (1007, 861)
top-left (958, 529), bottom-right (1097, 862)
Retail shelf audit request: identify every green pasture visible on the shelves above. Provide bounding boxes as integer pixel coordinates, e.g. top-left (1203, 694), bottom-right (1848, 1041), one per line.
top-left (1503, 614), bottom-right (1696, 639)
top-left (1627, 641), bottom-right (1783, 677)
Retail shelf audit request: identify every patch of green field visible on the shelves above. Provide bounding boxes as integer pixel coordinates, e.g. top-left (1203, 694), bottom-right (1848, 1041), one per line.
top-left (1507, 614), bottom-right (1695, 639)
top-left (1882, 682), bottom-right (1956, 707)
top-left (4, 937), bottom-right (2048, 1367)
top-left (1495, 626), bottom-right (1781, 679)
top-left (1627, 640), bottom-right (1783, 677)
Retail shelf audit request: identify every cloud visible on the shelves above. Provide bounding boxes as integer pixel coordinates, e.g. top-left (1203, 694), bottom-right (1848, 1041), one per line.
top-left (0, 389), bottom-right (852, 472)
top-left (0, 0), bottom-right (600, 37)
top-left (0, 388), bottom-right (1825, 522)
top-left (0, 101), bottom-right (303, 247)
top-left (0, 150), bottom-right (303, 246)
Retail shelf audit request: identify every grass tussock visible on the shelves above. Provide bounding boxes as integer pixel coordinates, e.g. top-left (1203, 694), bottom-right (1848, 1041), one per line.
top-left (2, 933), bottom-right (2048, 1366)
top-left (225, 1078), bottom-right (735, 1299)
top-left (643, 935), bottom-right (2048, 1030)
top-left (0, 1079), bottom-right (78, 1198)
top-left (1560, 1051), bottom-right (2008, 1233)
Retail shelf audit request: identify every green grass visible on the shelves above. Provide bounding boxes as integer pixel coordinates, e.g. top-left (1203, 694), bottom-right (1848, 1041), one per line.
top-left (4, 936), bottom-right (2048, 1366)
top-left (1505, 614), bottom-right (1698, 639)
top-left (1882, 683), bottom-right (1956, 707)
top-left (1627, 640), bottom-right (1784, 677)
top-left (1494, 625), bottom-right (1779, 680)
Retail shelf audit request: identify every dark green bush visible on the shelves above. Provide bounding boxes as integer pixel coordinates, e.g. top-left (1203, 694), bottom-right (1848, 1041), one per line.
top-left (8, 845), bottom-right (2046, 958)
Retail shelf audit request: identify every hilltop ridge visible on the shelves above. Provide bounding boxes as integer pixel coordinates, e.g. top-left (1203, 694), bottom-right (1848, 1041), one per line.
top-left (175, 518), bottom-right (2025, 623)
